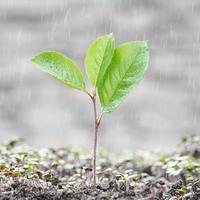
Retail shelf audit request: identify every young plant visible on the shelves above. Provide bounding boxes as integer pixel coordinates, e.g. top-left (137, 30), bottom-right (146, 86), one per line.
top-left (31, 34), bottom-right (149, 187)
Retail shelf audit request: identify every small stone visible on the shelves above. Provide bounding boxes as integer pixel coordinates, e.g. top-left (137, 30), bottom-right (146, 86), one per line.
top-left (99, 178), bottom-right (110, 190)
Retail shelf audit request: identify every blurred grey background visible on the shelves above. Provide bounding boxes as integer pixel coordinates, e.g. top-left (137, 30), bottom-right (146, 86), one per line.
top-left (0, 0), bottom-right (200, 153)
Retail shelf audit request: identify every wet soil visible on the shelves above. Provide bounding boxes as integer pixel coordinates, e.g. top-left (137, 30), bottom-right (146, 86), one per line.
top-left (0, 135), bottom-right (200, 199)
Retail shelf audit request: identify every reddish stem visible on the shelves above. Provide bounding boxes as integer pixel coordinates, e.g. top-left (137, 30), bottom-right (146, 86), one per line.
top-left (87, 91), bottom-right (101, 187)
top-left (92, 95), bottom-right (98, 187)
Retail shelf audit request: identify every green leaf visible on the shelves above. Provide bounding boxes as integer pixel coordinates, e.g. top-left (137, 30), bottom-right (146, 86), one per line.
top-left (31, 51), bottom-right (85, 91)
top-left (85, 34), bottom-right (115, 87)
top-left (98, 41), bottom-right (149, 113)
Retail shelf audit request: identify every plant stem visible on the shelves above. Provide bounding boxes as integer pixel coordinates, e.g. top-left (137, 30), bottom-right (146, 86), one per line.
top-left (87, 91), bottom-right (102, 187)
top-left (92, 94), bottom-right (98, 187)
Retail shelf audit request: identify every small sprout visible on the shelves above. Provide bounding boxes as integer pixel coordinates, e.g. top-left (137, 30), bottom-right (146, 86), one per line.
top-left (31, 34), bottom-right (149, 187)
top-left (181, 136), bottom-right (188, 143)
top-left (30, 173), bottom-right (40, 179)
top-left (129, 174), bottom-right (141, 182)
top-left (18, 151), bottom-right (29, 157)
top-left (0, 163), bottom-right (8, 171)
top-left (116, 179), bottom-right (126, 191)
top-left (35, 170), bottom-right (43, 179)
top-left (43, 170), bottom-right (52, 182)
top-left (15, 156), bottom-right (22, 164)
top-left (71, 150), bottom-right (80, 158)
top-left (179, 185), bottom-right (189, 196)
top-left (115, 174), bottom-right (125, 181)
top-left (12, 170), bottom-right (21, 177)
top-left (6, 138), bottom-right (23, 149)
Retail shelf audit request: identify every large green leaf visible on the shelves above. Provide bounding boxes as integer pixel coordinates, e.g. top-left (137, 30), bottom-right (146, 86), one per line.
top-left (31, 51), bottom-right (85, 91)
top-left (98, 41), bottom-right (149, 113)
top-left (85, 34), bottom-right (115, 87)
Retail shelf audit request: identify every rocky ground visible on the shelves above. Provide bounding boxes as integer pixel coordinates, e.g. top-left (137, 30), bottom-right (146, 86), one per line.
top-left (0, 135), bottom-right (200, 200)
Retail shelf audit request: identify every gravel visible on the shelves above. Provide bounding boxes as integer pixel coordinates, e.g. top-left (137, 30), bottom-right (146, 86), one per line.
top-left (0, 135), bottom-right (200, 199)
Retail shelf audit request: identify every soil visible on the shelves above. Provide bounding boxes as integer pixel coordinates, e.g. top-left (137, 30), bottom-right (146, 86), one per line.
top-left (0, 135), bottom-right (200, 200)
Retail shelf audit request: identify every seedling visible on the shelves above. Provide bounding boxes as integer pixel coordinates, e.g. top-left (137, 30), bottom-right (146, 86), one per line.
top-left (31, 34), bottom-right (149, 187)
